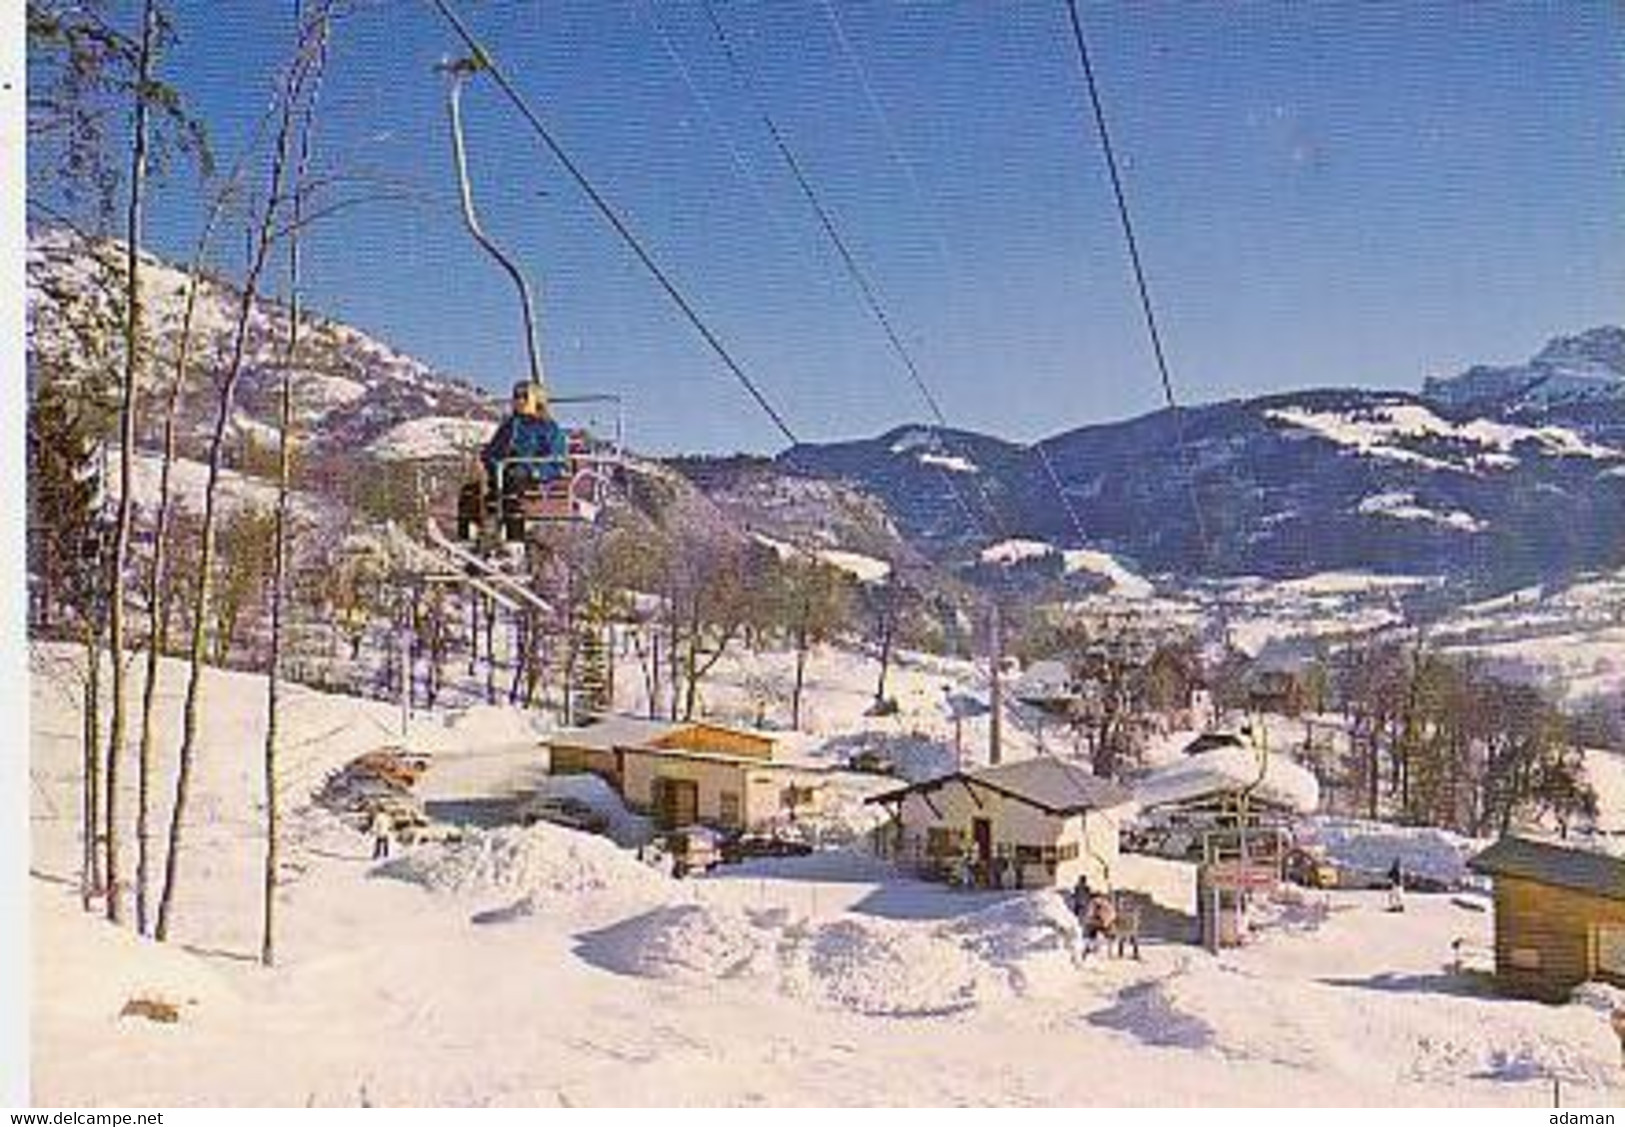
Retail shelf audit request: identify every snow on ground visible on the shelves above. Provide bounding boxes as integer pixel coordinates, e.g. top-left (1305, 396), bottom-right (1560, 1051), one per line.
top-left (1305, 818), bottom-right (1488, 888)
top-left (816, 549), bottom-right (891, 584)
top-left (368, 416), bottom-right (492, 461)
top-left (980, 538), bottom-right (1054, 566)
top-left (1356, 491), bottom-right (1487, 533)
top-left (113, 449), bottom-right (329, 523)
top-left (1266, 401), bottom-right (1621, 472)
top-left (917, 452), bottom-right (978, 474)
top-left (1426, 566), bottom-right (1625, 705)
top-left (293, 371), bottom-right (369, 418)
top-left (30, 643), bottom-right (1625, 1105)
top-left (976, 539), bottom-right (1155, 598)
top-left (1061, 549), bottom-right (1155, 598)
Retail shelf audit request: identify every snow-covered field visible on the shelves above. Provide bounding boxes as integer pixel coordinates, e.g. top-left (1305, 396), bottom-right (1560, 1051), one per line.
top-left (29, 643), bottom-right (1625, 1106)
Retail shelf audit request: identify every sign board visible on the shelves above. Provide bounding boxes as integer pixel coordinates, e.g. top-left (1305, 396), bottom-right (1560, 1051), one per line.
top-left (1203, 861), bottom-right (1279, 891)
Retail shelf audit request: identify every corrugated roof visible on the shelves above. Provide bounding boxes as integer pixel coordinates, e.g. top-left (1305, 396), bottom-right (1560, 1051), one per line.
top-left (1468, 836), bottom-right (1625, 901)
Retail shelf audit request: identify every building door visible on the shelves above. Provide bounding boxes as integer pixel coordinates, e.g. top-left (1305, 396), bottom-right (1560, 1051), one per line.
top-left (653, 777), bottom-right (699, 829)
top-left (972, 817), bottom-right (993, 888)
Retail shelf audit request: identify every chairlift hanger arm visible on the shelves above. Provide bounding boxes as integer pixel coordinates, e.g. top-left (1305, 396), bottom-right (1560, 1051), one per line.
top-left (440, 56), bottom-right (546, 392)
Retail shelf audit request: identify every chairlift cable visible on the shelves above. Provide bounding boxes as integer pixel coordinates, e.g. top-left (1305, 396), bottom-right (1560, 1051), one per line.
top-left (698, 0), bottom-right (1004, 544)
top-left (424, 0), bottom-right (801, 447)
top-left (1060, 0), bottom-right (1214, 573)
top-left (635, 0), bottom-right (797, 246)
top-left (815, 1), bottom-right (1095, 554)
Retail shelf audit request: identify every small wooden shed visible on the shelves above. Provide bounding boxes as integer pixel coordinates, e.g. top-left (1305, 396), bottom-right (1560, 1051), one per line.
top-left (1468, 836), bottom-right (1625, 1001)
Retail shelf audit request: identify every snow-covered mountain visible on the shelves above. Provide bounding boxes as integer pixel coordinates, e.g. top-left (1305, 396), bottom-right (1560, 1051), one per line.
top-left (27, 229), bottom-right (1623, 597)
top-left (781, 335), bottom-right (1625, 591)
top-left (1424, 326), bottom-right (1625, 414)
top-left (27, 227), bottom-right (503, 489)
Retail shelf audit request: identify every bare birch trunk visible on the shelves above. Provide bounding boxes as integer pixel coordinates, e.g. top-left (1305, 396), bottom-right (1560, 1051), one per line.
top-left (136, 190), bottom-right (234, 937)
top-left (155, 47), bottom-right (314, 943)
top-left (104, 0), bottom-right (158, 925)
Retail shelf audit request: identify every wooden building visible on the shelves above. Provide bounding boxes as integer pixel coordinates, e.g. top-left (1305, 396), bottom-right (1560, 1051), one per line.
top-left (547, 715), bottom-right (816, 832)
top-left (1468, 836), bottom-right (1625, 1000)
top-left (867, 758), bottom-right (1130, 890)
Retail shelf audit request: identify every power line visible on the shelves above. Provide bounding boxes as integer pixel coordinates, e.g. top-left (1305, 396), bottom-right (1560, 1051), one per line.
top-left (815, 0), bottom-right (1095, 555)
top-left (634, 0), bottom-right (796, 247)
top-left (424, 0), bottom-right (800, 447)
top-left (1060, 0), bottom-right (1212, 570)
top-left (698, 0), bottom-right (1004, 544)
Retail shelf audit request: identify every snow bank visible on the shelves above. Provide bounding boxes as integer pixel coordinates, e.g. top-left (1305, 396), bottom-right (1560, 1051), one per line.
top-left (532, 772), bottom-right (654, 847)
top-left (582, 903), bottom-right (779, 981)
top-left (791, 917), bottom-right (987, 1016)
top-left (580, 891), bottom-right (1086, 1017)
top-left (375, 822), bottom-right (667, 904)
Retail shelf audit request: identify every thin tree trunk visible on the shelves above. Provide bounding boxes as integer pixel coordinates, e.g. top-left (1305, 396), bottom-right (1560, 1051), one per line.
top-left (104, 0), bottom-right (159, 925)
top-left (792, 626), bottom-right (809, 730)
top-left (874, 602), bottom-right (894, 704)
top-left (484, 596), bottom-right (496, 704)
top-left (262, 7), bottom-right (327, 965)
top-left (156, 49), bottom-right (313, 943)
top-left (136, 183), bottom-right (234, 938)
top-left (82, 623), bottom-right (105, 910)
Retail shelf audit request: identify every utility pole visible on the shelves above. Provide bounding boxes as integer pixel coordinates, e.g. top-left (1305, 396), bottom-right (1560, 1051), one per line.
top-left (397, 588), bottom-right (413, 739)
top-left (989, 602), bottom-right (1004, 766)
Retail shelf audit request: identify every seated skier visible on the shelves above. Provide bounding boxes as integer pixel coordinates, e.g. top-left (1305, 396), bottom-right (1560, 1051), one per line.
top-left (482, 381), bottom-right (569, 502)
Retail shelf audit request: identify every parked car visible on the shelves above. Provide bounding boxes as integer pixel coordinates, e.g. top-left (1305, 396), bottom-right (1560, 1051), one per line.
top-left (847, 749), bottom-right (897, 776)
top-left (722, 832), bottom-right (815, 863)
top-left (514, 794), bottom-right (611, 836)
top-left (1284, 846), bottom-right (1338, 889)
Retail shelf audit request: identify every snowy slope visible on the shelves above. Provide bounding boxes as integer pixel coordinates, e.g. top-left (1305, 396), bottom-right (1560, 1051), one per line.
top-left (32, 645), bottom-right (1625, 1106)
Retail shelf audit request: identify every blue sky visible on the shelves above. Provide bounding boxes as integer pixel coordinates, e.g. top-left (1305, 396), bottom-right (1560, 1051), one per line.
top-left (127, 1), bottom-right (1625, 454)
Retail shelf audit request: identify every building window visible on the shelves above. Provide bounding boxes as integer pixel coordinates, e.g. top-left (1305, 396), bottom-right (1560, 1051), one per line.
top-left (926, 827), bottom-right (959, 857)
top-left (719, 791), bottom-right (742, 828)
top-left (1596, 927), bottom-right (1625, 979)
top-left (1056, 842), bottom-right (1079, 862)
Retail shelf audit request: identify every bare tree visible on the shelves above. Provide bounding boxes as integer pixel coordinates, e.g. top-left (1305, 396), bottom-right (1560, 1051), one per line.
top-left (155, 31), bottom-right (324, 943)
top-left (101, 0), bottom-right (159, 924)
top-left (134, 178), bottom-right (244, 936)
top-left (261, 0), bottom-right (331, 966)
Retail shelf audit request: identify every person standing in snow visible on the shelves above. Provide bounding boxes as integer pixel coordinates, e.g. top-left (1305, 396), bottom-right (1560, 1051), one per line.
top-left (1386, 857), bottom-right (1405, 912)
top-left (369, 808), bottom-right (393, 861)
top-left (1073, 873), bottom-right (1093, 920)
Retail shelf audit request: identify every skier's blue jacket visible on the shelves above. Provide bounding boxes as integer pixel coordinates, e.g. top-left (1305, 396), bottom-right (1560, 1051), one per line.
top-left (483, 413), bottom-right (568, 487)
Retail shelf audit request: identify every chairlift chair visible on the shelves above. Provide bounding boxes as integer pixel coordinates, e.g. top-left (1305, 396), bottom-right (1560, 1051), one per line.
top-left (438, 54), bottom-right (627, 548)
